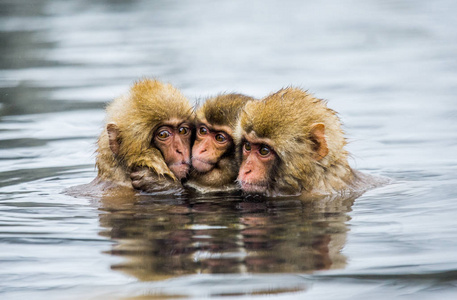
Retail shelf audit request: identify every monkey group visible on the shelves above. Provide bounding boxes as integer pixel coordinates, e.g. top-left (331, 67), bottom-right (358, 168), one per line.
top-left (88, 78), bottom-right (378, 198)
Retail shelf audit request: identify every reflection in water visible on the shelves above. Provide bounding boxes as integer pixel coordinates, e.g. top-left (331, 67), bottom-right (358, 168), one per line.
top-left (98, 192), bottom-right (356, 287)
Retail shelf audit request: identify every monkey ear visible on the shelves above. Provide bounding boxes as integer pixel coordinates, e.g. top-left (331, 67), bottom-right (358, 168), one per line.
top-left (310, 123), bottom-right (329, 161)
top-left (107, 122), bottom-right (121, 156)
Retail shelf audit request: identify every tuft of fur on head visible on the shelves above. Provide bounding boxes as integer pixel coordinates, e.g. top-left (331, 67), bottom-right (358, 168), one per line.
top-left (96, 78), bottom-right (194, 184)
top-left (196, 93), bottom-right (254, 129)
top-left (234, 87), bottom-right (353, 195)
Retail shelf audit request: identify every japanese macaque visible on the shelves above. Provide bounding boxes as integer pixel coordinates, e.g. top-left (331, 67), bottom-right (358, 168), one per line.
top-left (186, 93), bottom-right (254, 192)
top-left (93, 78), bottom-right (194, 193)
top-left (235, 87), bottom-right (370, 197)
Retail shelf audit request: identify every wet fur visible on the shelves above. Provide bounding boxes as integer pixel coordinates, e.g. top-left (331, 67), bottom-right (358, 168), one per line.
top-left (95, 78), bottom-right (194, 189)
top-left (235, 87), bottom-right (377, 196)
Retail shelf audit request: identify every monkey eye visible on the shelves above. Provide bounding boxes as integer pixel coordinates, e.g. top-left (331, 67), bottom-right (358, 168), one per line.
top-left (198, 126), bottom-right (208, 135)
top-left (215, 133), bottom-right (227, 143)
top-left (259, 145), bottom-right (271, 157)
top-left (178, 126), bottom-right (190, 135)
top-left (244, 142), bottom-right (251, 152)
top-left (157, 130), bottom-right (171, 140)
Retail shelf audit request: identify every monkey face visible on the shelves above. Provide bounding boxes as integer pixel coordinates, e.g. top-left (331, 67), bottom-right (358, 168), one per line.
top-left (154, 122), bottom-right (192, 180)
top-left (191, 123), bottom-right (233, 174)
top-left (237, 138), bottom-right (276, 194)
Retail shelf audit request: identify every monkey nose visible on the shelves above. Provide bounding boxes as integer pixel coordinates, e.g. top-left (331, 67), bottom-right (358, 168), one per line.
top-left (177, 147), bottom-right (190, 159)
top-left (193, 144), bottom-right (206, 155)
top-left (173, 137), bottom-right (186, 155)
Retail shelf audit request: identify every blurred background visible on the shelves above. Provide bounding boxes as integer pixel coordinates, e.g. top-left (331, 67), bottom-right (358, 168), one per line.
top-left (1, 0), bottom-right (457, 299)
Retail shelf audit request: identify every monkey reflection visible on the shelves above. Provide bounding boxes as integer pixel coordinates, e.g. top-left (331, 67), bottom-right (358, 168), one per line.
top-left (98, 193), bottom-right (356, 281)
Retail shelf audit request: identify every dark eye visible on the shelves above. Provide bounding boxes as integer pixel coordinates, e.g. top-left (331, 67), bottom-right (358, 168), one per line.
top-left (215, 133), bottom-right (227, 143)
top-left (259, 145), bottom-right (271, 156)
top-left (157, 130), bottom-right (171, 140)
top-left (244, 142), bottom-right (251, 152)
top-left (179, 126), bottom-right (189, 135)
top-left (198, 127), bottom-right (208, 135)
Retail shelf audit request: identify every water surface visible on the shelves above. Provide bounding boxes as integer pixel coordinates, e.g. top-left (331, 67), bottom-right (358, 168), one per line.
top-left (1, 0), bottom-right (457, 299)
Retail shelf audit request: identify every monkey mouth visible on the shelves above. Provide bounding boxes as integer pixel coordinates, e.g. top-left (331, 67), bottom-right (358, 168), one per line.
top-left (169, 162), bottom-right (190, 180)
top-left (238, 180), bottom-right (268, 194)
top-left (191, 157), bottom-right (216, 173)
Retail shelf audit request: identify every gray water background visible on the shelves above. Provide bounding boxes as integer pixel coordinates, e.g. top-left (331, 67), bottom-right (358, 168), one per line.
top-left (1, 0), bottom-right (457, 299)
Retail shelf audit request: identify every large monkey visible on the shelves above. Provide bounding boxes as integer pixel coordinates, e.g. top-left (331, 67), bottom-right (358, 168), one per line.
top-left (186, 94), bottom-right (254, 192)
top-left (235, 87), bottom-right (372, 197)
top-left (93, 78), bottom-right (194, 193)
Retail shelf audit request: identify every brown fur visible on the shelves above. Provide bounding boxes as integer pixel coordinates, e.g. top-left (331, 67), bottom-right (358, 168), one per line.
top-left (197, 93), bottom-right (253, 129)
top-left (95, 78), bottom-right (193, 189)
top-left (187, 93), bottom-right (254, 191)
top-left (235, 87), bottom-right (358, 196)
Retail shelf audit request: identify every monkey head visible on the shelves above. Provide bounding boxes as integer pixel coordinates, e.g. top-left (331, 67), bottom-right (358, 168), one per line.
top-left (235, 87), bottom-right (353, 196)
top-left (96, 79), bottom-right (194, 187)
top-left (189, 93), bottom-right (254, 189)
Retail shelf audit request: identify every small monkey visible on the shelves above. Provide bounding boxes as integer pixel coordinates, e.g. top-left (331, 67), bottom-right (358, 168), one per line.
top-left (94, 78), bottom-right (194, 193)
top-left (187, 93), bottom-right (254, 192)
top-left (235, 87), bottom-right (369, 197)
